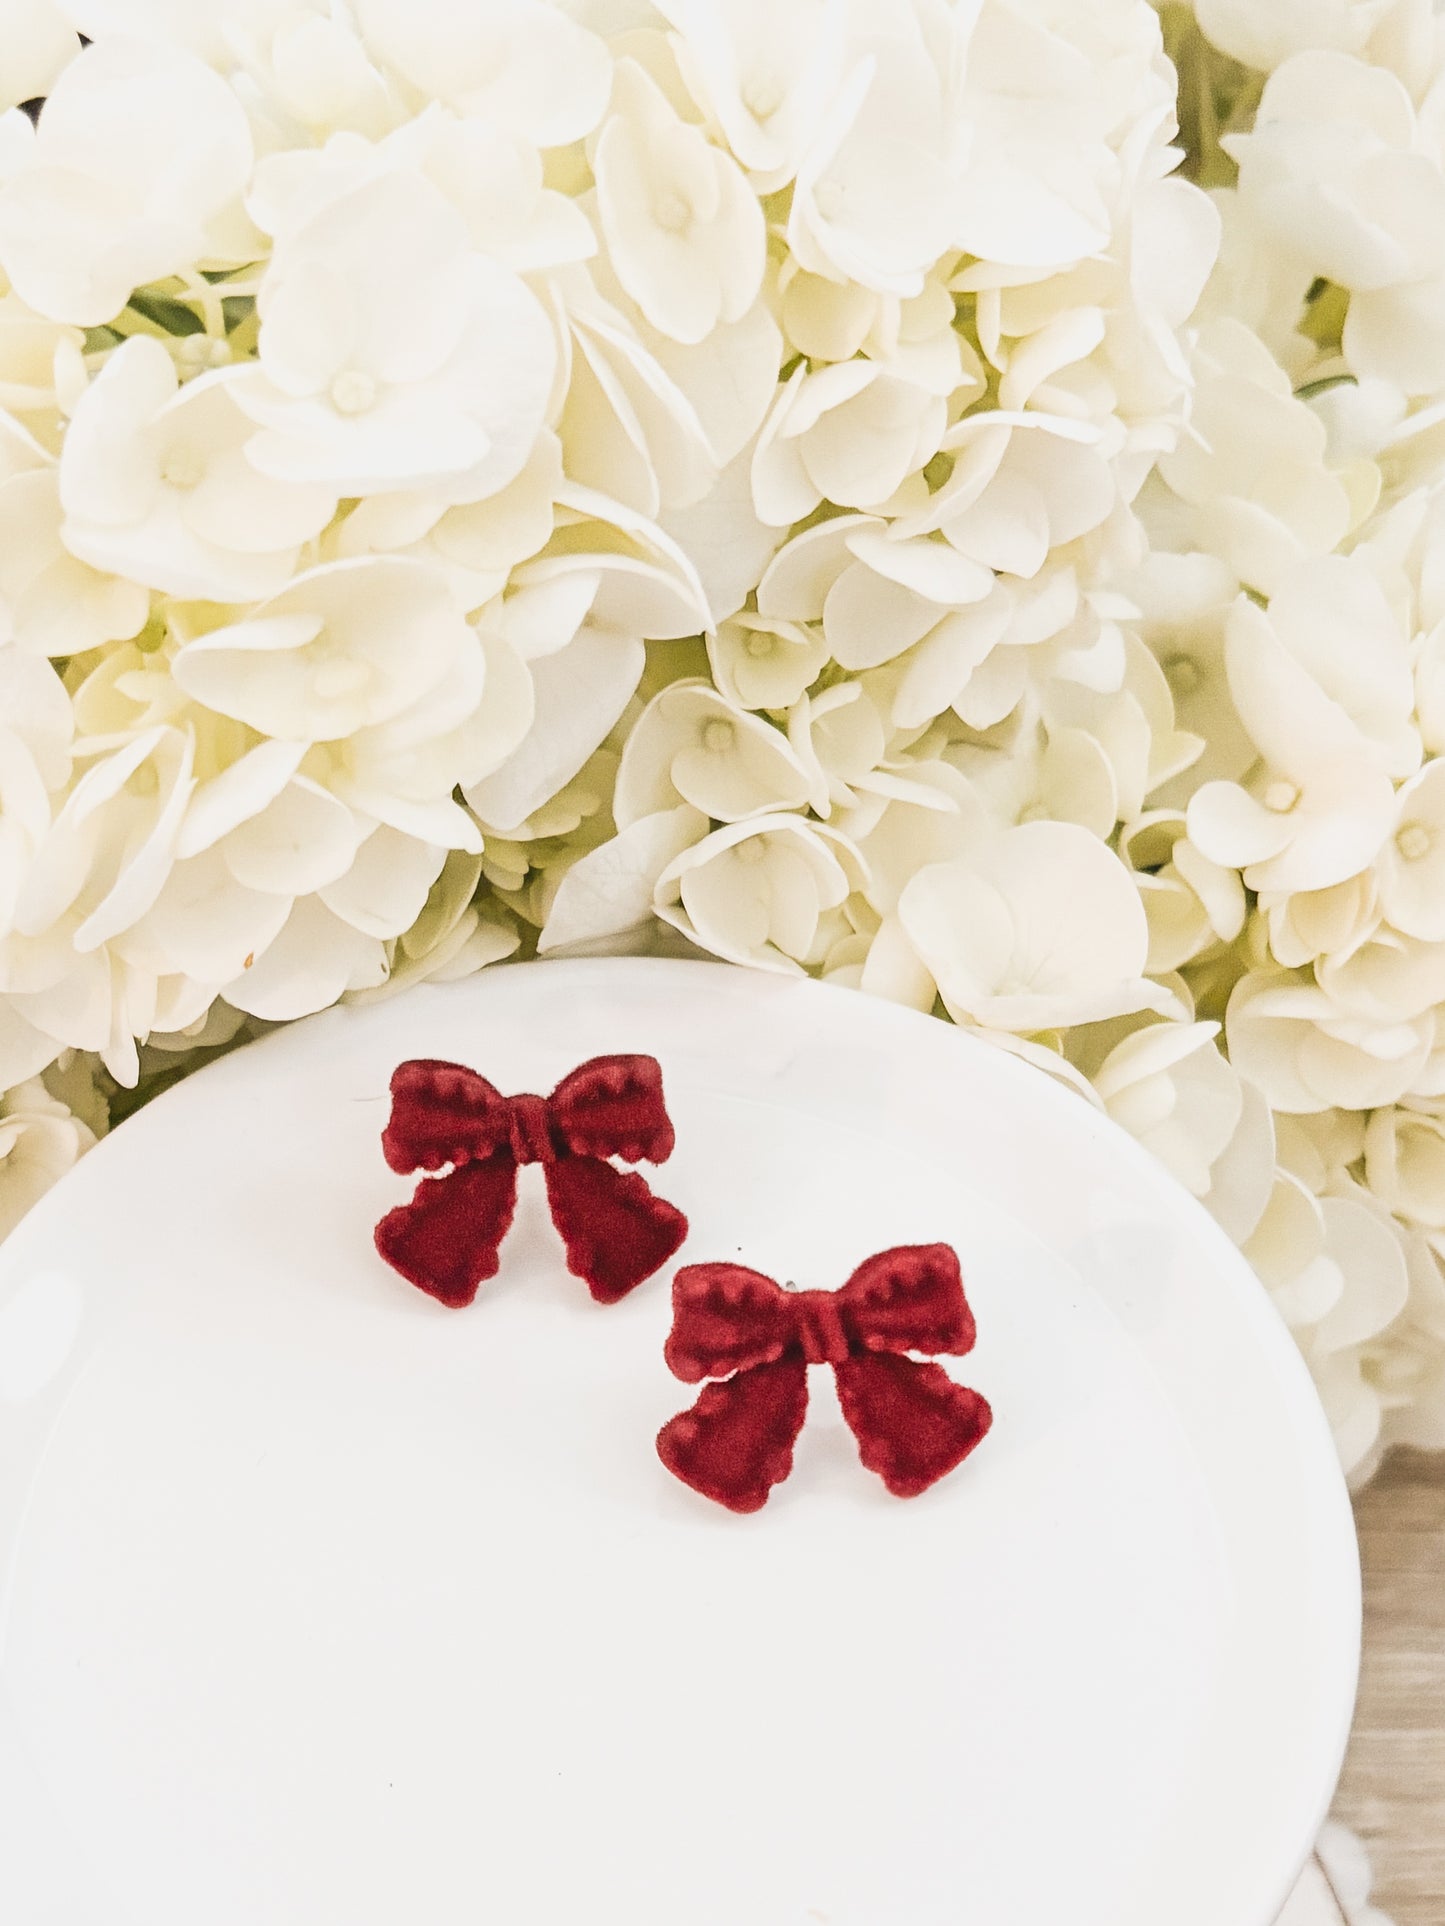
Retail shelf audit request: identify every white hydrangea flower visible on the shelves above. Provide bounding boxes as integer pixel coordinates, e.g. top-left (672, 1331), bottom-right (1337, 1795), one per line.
top-left (222, 893), bottom-right (388, 1019)
top-left (1365, 1098), bottom-right (1445, 1231)
top-left (249, 105), bottom-right (594, 273)
top-left (538, 803), bottom-right (708, 955)
top-left (243, 7), bottom-right (397, 140)
top-left (1190, 747), bottom-right (1394, 895)
top-left (751, 357), bottom-right (952, 524)
top-left (0, 0), bottom-right (80, 111)
top-left (171, 555), bottom-right (477, 743)
top-left (1087, 1018), bottom-right (1252, 1203)
top-left (132, 862), bottom-right (281, 997)
top-left (1195, 0), bottom-right (1394, 71)
top-left (0, 35), bottom-right (257, 325)
top-left (1131, 551), bottom-right (1263, 798)
top-left (593, 59), bottom-right (766, 347)
top-left (1187, 595), bottom-right (1400, 894)
top-left (659, 0), bottom-right (847, 192)
top-left (655, 812), bottom-right (858, 971)
top-left (0, 1073), bottom-right (95, 1238)
top-left (897, 820), bottom-right (1176, 1032)
top-left (844, 760), bottom-right (989, 914)
top-left (1371, 1224), bottom-right (1445, 1457)
top-left (1227, 966), bottom-right (1439, 1113)
top-left (707, 612), bottom-right (829, 712)
top-left (183, 760), bottom-right (363, 901)
top-left (1249, 556), bottom-right (1418, 775)
top-left (80, 2), bottom-right (398, 133)
top-left (465, 505), bottom-right (711, 834)
top-left (1259, 872), bottom-right (1380, 971)
top-left (239, 169), bottom-right (556, 495)
top-left (1375, 758), bottom-right (1445, 940)
top-left (57, 0), bottom-right (260, 60)
top-left (335, 430), bottom-right (562, 616)
top-left (16, 723), bottom-right (195, 962)
top-left (1225, 50), bottom-right (1445, 394)
top-left (914, 417), bottom-right (1117, 586)
top-left (0, 718), bottom-right (200, 1085)
top-left (1033, 630), bottom-right (1204, 826)
top-left (1121, 815), bottom-right (1249, 973)
top-left (644, 301), bottom-right (783, 492)
top-left (785, 0), bottom-right (963, 297)
top-left (1152, 320), bottom-right (1353, 595)
top-left (0, 288), bottom-right (84, 431)
top-left (786, 680), bottom-right (910, 818)
top-left (0, 464), bottom-right (150, 656)
top-left (333, 636), bottom-right (533, 851)
top-left (559, 278), bottom-right (719, 519)
top-left (1317, 921), bottom-right (1445, 1039)
top-left (355, 0), bottom-right (612, 149)
top-left (0, 656), bottom-right (74, 1080)
top-left (143, 567), bottom-right (525, 896)
top-left (615, 679), bottom-right (811, 826)
top-left (1245, 1158), bottom-right (1411, 1469)
top-left (342, 849), bottom-right (514, 1002)
top-left (60, 336), bottom-right (337, 602)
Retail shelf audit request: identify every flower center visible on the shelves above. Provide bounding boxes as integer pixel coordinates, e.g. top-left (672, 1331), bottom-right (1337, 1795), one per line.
top-left (330, 370), bottom-right (377, 416)
top-left (1163, 653), bottom-right (1201, 696)
top-left (702, 719), bottom-right (736, 753)
top-left (745, 630), bottom-right (775, 658)
top-left (159, 443), bottom-right (206, 490)
top-left (1397, 820), bottom-right (1434, 863)
top-left (1263, 779), bottom-right (1300, 814)
top-left (653, 192), bottom-right (692, 234)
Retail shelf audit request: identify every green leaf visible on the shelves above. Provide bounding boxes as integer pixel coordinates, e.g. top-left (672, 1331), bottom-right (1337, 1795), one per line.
top-left (125, 289), bottom-right (205, 337)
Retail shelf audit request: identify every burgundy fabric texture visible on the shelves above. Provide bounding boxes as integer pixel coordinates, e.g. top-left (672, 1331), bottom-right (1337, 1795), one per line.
top-left (374, 1055), bottom-right (687, 1305)
top-left (656, 1245), bottom-right (992, 1512)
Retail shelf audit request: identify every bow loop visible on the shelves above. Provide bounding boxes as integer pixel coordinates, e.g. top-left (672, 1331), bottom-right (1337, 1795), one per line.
top-left (547, 1055), bottom-right (676, 1166)
top-left (837, 1244), bottom-right (976, 1358)
top-left (381, 1060), bottom-right (511, 1173)
top-left (664, 1264), bottom-right (801, 1383)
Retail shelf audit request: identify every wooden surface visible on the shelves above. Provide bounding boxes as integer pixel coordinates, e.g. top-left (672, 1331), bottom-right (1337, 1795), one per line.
top-left (1333, 1452), bottom-right (1445, 1923)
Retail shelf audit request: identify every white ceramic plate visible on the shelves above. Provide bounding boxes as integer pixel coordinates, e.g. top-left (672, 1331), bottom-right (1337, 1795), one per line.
top-left (0, 960), bottom-right (1359, 1926)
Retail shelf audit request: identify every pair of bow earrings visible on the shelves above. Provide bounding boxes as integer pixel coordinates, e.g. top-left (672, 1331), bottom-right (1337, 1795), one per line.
top-left (375, 1054), bottom-right (992, 1514)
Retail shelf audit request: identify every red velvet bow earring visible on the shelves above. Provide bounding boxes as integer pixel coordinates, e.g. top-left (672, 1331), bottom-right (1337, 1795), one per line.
top-left (656, 1245), bottom-right (991, 1513)
top-left (375, 1055), bottom-right (688, 1306)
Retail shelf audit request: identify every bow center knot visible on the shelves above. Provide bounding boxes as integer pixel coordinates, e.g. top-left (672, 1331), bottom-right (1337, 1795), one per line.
top-left (505, 1093), bottom-right (555, 1167)
top-left (791, 1289), bottom-right (852, 1367)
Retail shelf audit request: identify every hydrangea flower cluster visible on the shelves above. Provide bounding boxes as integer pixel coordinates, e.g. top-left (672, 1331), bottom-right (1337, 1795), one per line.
top-left (0, 0), bottom-right (1443, 1480)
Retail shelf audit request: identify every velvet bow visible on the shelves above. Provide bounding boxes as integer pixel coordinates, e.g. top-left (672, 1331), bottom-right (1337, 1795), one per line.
top-left (374, 1055), bottom-right (687, 1306)
top-left (656, 1245), bottom-right (991, 1513)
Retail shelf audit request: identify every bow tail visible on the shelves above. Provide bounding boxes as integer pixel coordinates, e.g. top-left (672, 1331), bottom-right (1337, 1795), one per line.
top-left (544, 1155), bottom-right (688, 1304)
top-left (656, 1359), bottom-right (810, 1514)
top-left (834, 1352), bottom-right (992, 1498)
top-left (374, 1152), bottom-right (519, 1308)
